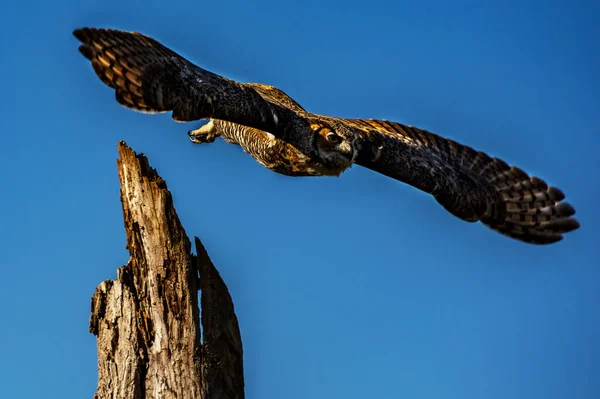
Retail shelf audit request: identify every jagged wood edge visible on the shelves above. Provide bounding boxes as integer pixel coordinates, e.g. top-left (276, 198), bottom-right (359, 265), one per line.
top-left (89, 141), bottom-right (244, 399)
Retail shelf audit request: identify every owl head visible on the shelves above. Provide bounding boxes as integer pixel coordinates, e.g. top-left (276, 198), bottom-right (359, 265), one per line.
top-left (303, 118), bottom-right (359, 174)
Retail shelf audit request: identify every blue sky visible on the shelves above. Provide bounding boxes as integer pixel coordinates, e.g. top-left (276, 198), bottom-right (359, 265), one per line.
top-left (1, 1), bottom-right (599, 398)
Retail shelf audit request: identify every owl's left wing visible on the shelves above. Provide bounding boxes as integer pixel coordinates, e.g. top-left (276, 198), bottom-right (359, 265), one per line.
top-left (341, 119), bottom-right (579, 244)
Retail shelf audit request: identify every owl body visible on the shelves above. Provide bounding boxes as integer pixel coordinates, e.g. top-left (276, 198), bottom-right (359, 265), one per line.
top-left (198, 118), bottom-right (347, 176)
top-left (73, 27), bottom-right (580, 244)
top-left (192, 82), bottom-right (354, 177)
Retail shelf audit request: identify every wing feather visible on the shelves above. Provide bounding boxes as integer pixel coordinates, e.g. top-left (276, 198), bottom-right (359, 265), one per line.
top-left (73, 27), bottom-right (301, 133)
top-left (343, 119), bottom-right (579, 244)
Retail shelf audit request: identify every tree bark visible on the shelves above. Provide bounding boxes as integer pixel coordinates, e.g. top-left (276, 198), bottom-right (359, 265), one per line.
top-left (89, 141), bottom-right (244, 399)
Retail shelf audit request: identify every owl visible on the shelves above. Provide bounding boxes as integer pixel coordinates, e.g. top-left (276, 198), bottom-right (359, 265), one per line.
top-left (73, 27), bottom-right (580, 245)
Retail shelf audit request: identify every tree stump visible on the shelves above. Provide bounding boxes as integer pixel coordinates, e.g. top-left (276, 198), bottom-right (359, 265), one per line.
top-left (89, 142), bottom-right (244, 399)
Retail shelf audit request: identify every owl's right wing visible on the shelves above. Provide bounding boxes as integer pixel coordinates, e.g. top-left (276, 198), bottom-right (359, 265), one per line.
top-left (73, 28), bottom-right (303, 134)
top-left (342, 118), bottom-right (579, 244)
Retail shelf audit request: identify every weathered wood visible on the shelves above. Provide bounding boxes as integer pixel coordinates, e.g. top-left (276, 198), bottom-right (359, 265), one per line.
top-left (90, 141), bottom-right (244, 399)
top-left (196, 237), bottom-right (244, 399)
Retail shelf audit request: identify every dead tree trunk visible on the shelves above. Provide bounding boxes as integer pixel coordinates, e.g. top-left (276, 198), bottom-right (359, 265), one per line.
top-left (89, 141), bottom-right (244, 399)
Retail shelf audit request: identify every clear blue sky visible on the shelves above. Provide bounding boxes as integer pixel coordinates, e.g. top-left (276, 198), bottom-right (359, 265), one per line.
top-left (1, 1), bottom-right (598, 398)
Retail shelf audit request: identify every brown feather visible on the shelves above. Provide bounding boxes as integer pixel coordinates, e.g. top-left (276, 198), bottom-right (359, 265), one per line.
top-left (344, 119), bottom-right (579, 244)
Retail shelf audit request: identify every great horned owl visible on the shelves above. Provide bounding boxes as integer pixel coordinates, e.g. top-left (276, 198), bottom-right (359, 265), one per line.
top-left (73, 27), bottom-right (580, 245)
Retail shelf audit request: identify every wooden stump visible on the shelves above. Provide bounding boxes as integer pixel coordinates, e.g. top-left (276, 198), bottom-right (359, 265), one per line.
top-left (89, 142), bottom-right (244, 399)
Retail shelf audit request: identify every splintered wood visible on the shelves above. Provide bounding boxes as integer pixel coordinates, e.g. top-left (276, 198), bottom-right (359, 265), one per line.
top-left (90, 142), bottom-right (244, 399)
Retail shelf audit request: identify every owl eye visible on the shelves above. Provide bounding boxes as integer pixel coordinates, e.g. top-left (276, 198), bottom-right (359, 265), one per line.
top-left (326, 132), bottom-right (342, 144)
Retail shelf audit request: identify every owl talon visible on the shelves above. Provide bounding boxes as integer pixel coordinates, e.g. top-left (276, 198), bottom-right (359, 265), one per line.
top-left (189, 131), bottom-right (215, 144)
top-left (188, 120), bottom-right (219, 144)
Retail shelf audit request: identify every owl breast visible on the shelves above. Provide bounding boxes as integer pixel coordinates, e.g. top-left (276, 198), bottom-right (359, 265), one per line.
top-left (216, 120), bottom-right (348, 177)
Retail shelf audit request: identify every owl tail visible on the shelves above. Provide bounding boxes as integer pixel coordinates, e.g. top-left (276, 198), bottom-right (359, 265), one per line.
top-left (73, 28), bottom-right (178, 114)
top-left (477, 158), bottom-right (579, 244)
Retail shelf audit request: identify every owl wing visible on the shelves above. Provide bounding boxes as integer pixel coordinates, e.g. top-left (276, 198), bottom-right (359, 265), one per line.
top-left (342, 119), bottom-right (579, 244)
top-left (73, 28), bottom-right (303, 133)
